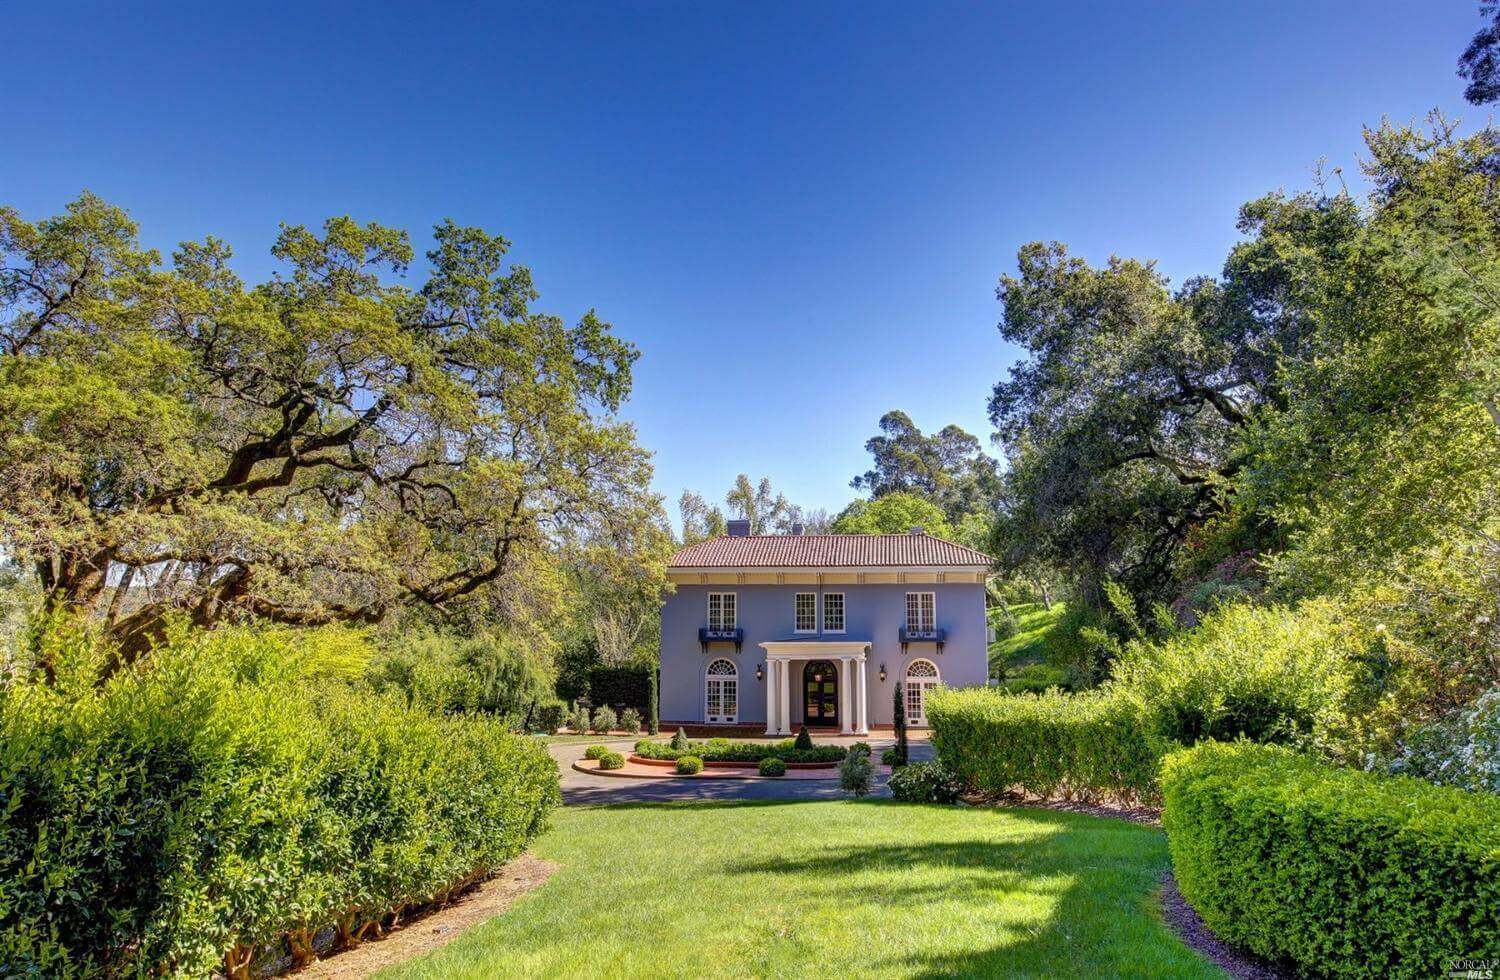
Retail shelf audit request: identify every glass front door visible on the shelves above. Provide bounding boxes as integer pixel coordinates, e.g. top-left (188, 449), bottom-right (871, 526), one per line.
top-left (803, 660), bottom-right (839, 727)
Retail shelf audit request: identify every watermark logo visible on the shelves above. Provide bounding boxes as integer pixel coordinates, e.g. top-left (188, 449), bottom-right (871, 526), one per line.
top-left (1448, 959), bottom-right (1496, 979)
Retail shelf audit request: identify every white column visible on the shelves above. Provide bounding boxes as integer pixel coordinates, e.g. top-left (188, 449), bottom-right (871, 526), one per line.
top-left (838, 656), bottom-right (853, 734)
top-left (779, 659), bottom-right (792, 736)
top-left (764, 658), bottom-right (778, 736)
top-left (855, 658), bottom-right (869, 735)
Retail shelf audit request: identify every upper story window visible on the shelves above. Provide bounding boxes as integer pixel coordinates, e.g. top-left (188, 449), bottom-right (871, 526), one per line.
top-left (823, 592), bottom-right (845, 633)
top-left (707, 592), bottom-right (737, 630)
top-left (794, 592), bottom-right (817, 632)
top-left (906, 591), bottom-right (936, 632)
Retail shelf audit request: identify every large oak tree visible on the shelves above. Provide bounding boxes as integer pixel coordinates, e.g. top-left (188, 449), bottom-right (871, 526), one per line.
top-left (0, 194), bottom-right (664, 657)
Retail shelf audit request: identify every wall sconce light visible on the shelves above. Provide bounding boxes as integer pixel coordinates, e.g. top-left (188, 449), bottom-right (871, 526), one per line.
top-left (878, 664), bottom-right (887, 683)
top-left (755, 663), bottom-right (764, 682)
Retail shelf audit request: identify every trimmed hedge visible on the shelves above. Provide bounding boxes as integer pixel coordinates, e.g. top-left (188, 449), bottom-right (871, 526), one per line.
top-left (675, 756), bottom-right (704, 775)
top-left (587, 665), bottom-right (653, 718)
top-left (1162, 742), bottom-right (1500, 978)
top-left (0, 625), bottom-right (559, 978)
top-left (597, 751), bottom-right (625, 770)
top-left (633, 737), bottom-right (846, 765)
top-left (926, 687), bottom-right (1157, 804)
top-left (758, 757), bottom-right (787, 777)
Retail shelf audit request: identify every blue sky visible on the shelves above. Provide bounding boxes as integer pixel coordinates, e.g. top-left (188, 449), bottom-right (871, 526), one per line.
top-left (1, 1), bottom-right (1483, 522)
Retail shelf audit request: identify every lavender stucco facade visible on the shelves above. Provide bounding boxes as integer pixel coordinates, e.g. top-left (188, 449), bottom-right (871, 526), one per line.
top-left (660, 527), bottom-right (992, 732)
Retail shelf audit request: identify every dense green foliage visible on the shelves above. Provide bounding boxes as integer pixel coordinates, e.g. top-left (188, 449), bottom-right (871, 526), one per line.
top-left (831, 492), bottom-right (954, 540)
top-left (1112, 601), bottom-right (1358, 750)
top-left (837, 742), bottom-right (874, 796)
top-left (597, 751), bottom-right (625, 771)
top-left (363, 629), bottom-right (554, 725)
top-left (0, 623), bottom-right (558, 977)
top-left (0, 195), bottom-right (669, 658)
top-left (891, 680), bottom-right (909, 767)
top-left (674, 756), bottom-right (703, 775)
top-left (983, 121), bottom-right (1500, 759)
top-left (585, 664), bottom-right (655, 718)
top-left (758, 757), bottom-right (787, 777)
top-left (632, 737), bottom-right (846, 765)
top-left (848, 411), bottom-right (1002, 525)
top-left (887, 760), bottom-right (963, 804)
top-left (1162, 742), bottom-right (1500, 977)
top-left (1382, 688), bottom-right (1500, 794)
top-left (927, 687), bottom-right (1158, 804)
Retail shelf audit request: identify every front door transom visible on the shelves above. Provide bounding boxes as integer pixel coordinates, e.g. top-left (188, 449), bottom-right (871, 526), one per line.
top-left (803, 659), bottom-right (838, 727)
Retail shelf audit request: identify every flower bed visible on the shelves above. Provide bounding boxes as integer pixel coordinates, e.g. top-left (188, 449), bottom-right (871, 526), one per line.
top-left (633, 737), bottom-right (846, 765)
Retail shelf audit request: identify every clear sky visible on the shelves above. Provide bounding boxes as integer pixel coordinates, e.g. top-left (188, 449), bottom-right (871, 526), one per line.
top-left (1, 1), bottom-right (1484, 522)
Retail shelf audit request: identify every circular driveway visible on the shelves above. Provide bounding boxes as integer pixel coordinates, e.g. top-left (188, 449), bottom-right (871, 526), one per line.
top-left (548, 735), bottom-right (934, 805)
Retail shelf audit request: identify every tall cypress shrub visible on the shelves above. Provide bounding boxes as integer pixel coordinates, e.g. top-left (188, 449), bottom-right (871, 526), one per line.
top-left (648, 667), bottom-right (660, 735)
top-left (893, 681), bottom-right (909, 766)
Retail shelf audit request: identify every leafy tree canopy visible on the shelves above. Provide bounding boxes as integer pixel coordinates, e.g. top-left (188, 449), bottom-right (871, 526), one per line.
top-left (0, 193), bottom-right (668, 657)
top-left (850, 410), bottom-right (1001, 523)
top-left (1459, 2), bottom-right (1500, 104)
top-left (831, 492), bottom-right (954, 540)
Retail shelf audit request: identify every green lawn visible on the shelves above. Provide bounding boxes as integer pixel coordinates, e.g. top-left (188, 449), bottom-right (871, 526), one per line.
top-left (990, 601), bottom-right (1068, 672)
top-left (381, 800), bottom-right (1218, 978)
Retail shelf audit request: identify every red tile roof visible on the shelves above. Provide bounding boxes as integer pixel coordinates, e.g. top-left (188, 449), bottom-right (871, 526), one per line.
top-left (667, 533), bottom-right (993, 569)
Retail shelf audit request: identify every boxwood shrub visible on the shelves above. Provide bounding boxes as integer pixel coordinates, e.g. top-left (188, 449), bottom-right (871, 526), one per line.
top-left (675, 755), bottom-right (704, 774)
top-left (758, 757), bottom-right (787, 777)
top-left (926, 687), bottom-right (1158, 804)
top-left (583, 744), bottom-right (610, 760)
top-left (0, 624), bottom-right (560, 978)
top-left (1162, 742), bottom-right (1500, 978)
top-left (597, 751), bottom-right (625, 770)
top-left (633, 737), bottom-right (846, 765)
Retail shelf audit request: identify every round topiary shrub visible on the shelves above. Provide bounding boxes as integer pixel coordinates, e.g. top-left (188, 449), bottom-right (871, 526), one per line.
top-left (759, 757), bottom-right (787, 777)
top-left (676, 755), bottom-right (704, 775)
top-left (888, 760), bottom-right (962, 803)
top-left (584, 744), bottom-right (610, 760)
top-left (598, 751), bottom-right (625, 770)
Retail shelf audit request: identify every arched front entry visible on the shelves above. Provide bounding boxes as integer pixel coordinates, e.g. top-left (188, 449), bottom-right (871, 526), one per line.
top-left (705, 658), bottom-right (738, 724)
top-left (803, 659), bottom-right (839, 727)
top-left (905, 659), bottom-right (940, 726)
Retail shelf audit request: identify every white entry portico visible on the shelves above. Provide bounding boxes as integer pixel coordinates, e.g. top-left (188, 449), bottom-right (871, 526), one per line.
top-left (758, 639), bottom-right (871, 736)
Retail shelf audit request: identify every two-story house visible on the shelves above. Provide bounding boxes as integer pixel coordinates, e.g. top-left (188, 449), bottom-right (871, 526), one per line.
top-left (660, 522), bottom-right (992, 734)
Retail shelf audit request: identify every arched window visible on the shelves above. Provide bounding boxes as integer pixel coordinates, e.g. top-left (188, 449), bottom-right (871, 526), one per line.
top-left (905, 659), bottom-right (940, 726)
top-left (705, 658), bottom-right (738, 724)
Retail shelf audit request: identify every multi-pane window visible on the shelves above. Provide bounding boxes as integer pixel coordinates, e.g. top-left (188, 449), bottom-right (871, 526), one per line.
top-left (707, 592), bottom-right (736, 630)
top-left (906, 659), bottom-right (940, 725)
top-left (706, 658), bottom-right (737, 723)
top-left (823, 592), bottom-right (845, 633)
top-left (794, 592), bottom-right (817, 632)
top-left (905, 592), bottom-right (936, 632)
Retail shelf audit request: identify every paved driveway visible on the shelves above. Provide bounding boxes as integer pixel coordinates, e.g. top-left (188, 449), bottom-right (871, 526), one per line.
top-left (548, 735), bottom-right (934, 805)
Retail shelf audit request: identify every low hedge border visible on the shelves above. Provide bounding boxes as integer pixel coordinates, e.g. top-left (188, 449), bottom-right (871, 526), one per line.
top-left (628, 754), bottom-right (837, 770)
top-left (1162, 742), bottom-right (1500, 978)
top-left (633, 737), bottom-right (846, 765)
top-left (926, 687), bottom-right (1158, 805)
